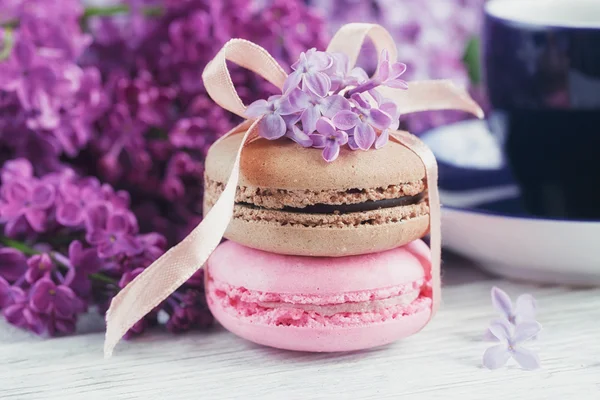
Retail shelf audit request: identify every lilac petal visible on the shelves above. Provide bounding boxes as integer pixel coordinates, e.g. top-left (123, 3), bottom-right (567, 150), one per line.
top-left (0, 248), bottom-right (28, 283)
top-left (290, 53), bottom-right (305, 71)
top-left (488, 319), bottom-right (511, 342)
top-left (368, 109), bottom-right (393, 130)
top-left (31, 184), bottom-right (54, 209)
top-left (68, 240), bottom-right (83, 262)
top-left (283, 113), bottom-right (301, 127)
top-left (0, 284), bottom-right (25, 309)
top-left (351, 93), bottom-right (370, 109)
top-left (283, 70), bottom-right (303, 94)
top-left (333, 130), bottom-right (348, 145)
top-left (85, 203), bottom-right (109, 231)
top-left (308, 50), bottom-right (332, 70)
top-left (259, 113), bottom-right (287, 140)
top-left (310, 134), bottom-right (326, 149)
top-left (107, 214), bottom-right (129, 233)
top-left (277, 98), bottom-right (298, 116)
top-left (244, 99), bottom-right (270, 118)
top-left (483, 345), bottom-right (511, 370)
top-left (54, 286), bottom-right (76, 318)
top-left (301, 106), bottom-right (320, 134)
top-left (304, 72), bottom-right (331, 97)
top-left (24, 209), bottom-right (46, 232)
top-left (288, 89), bottom-right (311, 110)
top-left (377, 59), bottom-right (390, 81)
top-left (375, 129), bottom-right (389, 149)
top-left (86, 230), bottom-right (106, 245)
top-left (347, 135), bottom-right (360, 150)
top-left (322, 141), bottom-right (340, 163)
top-left (14, 40), bottom-right (35, 67)
top-left (491, 286), bottom-right (513, 319)
top-left (30, 279), bottom-right (55, 314)
top-left (390, 62), bottom-right (407, 79)
top-left (515, 294), bottom-right (537, 321)
top-left (97, 241), bottom-right (117, 258)
top-left (122, 235), bottom-right (143, 256)
top-left (379, 101), bottom-right (398, 119)
top-left (483, 328), bottom-right (500, 342)
top-left (354, 122), bottom-right (376, 150)
top-left (3, 303), bottom-right (28, 329)
top-left (56, 203), bottom-right (83, 227)
top-left (286, 126), bottom-right (313, 148)
top-left (512, 346), bottom-right (541, 370)
top-left (513, 321), bottom-right (542, 343)
top-left (319, 95), bottom-right (350, 118)
top-left (332, 110), bottom-right (359, 130)
top-left (7, 182), bottom-right (29, 202)
top-left (315, 117), bottom-right (336, 136)
top-left (384, 79), bottom-right (409, 90)
top-left (25, 308), bottom-right (48, 335)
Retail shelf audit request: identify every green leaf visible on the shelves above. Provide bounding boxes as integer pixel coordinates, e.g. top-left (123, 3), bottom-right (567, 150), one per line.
top-left (463, 36), bottom-right (481, 85)
top-left (83, 5), bottom-right (163, 19)
top-left (0, 27), bottom-right (14, 61)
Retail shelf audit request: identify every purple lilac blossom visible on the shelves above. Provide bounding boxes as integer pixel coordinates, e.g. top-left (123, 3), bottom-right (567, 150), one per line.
top-left (311, 118), bottom-right (348, 163)
top-left (248, 48), bottom-right (406, 160)
top-left (483, 319), bottom-right (541, 370)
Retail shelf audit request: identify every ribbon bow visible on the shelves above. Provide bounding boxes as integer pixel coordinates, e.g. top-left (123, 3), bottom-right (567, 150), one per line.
top-left (103, 23), bottom-right (483, 357)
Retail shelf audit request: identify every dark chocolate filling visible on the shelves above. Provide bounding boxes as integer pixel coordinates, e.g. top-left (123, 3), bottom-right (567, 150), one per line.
top-left (237, 192), bottom-right (425, 214)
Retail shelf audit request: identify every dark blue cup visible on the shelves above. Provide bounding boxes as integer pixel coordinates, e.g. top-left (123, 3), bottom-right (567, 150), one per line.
top-left (483, 0), bottom-right (600, 220)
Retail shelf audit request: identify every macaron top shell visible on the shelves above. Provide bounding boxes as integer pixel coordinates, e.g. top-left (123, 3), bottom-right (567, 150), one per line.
top-left (205, 133), bottom-right (426, 191)
top-left (207, 239), bottom-right (430, 295)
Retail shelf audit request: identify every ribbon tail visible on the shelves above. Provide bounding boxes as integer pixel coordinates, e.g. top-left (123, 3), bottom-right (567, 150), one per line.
top-left (103, 120), bottom-right (260, 358)
top-left (389, 131), bottom-right (441, 315)
top-left (377, 80), bottom-right (484, 118)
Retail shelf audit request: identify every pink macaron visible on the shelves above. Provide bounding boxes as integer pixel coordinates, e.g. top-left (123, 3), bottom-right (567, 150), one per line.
top-left (205, 240), bottom-right (433, 352)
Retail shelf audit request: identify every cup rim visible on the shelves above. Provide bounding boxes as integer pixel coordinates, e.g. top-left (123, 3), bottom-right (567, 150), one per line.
top-left (485, 0), bottom-right (600, 29)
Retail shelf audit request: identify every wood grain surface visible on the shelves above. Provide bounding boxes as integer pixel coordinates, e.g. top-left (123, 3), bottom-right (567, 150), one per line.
top-left (1, 254), bottom-right (599, 400)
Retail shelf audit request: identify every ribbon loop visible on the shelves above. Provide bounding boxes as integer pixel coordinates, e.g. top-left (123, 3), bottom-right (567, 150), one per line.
top-left (202, 39), bottom-right (288, 118)
top-left (327, 23), bottom-right (398, 66)
top-left (378, 80), bottom-right (485, 118)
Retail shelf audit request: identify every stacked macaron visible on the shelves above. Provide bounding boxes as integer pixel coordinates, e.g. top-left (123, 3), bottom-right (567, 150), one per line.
top-left (203, 133), bottom-right (435, 352)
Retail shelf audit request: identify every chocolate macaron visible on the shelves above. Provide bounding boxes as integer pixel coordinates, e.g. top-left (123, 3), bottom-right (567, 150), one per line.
top-left (203, 132), bottom-right (429, 257)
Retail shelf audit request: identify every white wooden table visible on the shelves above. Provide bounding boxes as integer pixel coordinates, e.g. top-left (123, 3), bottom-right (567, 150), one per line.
top-left (2, 252), bottom-right (599, 400)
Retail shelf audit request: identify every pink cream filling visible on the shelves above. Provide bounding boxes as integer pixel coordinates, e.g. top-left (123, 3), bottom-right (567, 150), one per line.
top-left (208, 279), bottom-right (432, 328)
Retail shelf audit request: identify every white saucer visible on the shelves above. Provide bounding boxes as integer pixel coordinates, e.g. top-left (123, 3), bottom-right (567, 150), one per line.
top-left (422, 120), bottom-right (600, 286)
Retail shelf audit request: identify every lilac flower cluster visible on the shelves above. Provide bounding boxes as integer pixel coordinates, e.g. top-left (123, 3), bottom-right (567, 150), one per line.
top-left (310, 0), bottom-right (489, 134)
top-left (482, 287), bottom-right (541, 370)
top-left (0, 0), bottom-right (326, 337)
top-left (0, 0), bottom-right (104, 173)
top-left (246, 48), bottom-right (407, 162)
top-left (0, 159), bottom-right (211, 336)
top-left (81, 0), bottom-right (328, 244)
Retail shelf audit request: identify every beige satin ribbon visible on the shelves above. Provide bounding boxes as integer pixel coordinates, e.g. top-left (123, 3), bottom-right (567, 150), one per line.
top-left (103, 23), bottom-right (483, 357)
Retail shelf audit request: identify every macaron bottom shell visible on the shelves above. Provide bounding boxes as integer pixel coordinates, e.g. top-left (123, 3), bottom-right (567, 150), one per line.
top-left (208, 294), bottom-right (431, 352)
top-left (205, 241), bottom-right (434, 352)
